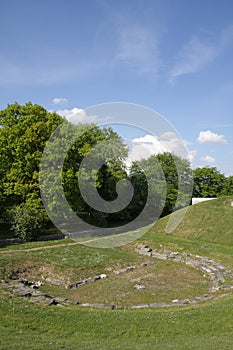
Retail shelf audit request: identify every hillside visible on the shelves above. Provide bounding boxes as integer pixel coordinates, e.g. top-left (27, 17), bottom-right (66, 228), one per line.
top-left (148, 196), bottom-right (233, 245)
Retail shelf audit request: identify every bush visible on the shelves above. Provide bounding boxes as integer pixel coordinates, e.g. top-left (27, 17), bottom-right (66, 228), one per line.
top-left (10, 203), bottom-right (44, 241)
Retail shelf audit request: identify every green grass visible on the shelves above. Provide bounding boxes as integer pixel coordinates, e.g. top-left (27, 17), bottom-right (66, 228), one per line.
top-left (1, 197), bottom-right (233, 349)
top-left (149, 196), bottom-right (233, 245)
top-left (39, 258), bottom-right (210, 306)
top-left (1, 235), bottom-right (233, 349)
top-left (1, 293), bottom-right (233, 349)
top-left (0, 238), bottom-right (74, 251)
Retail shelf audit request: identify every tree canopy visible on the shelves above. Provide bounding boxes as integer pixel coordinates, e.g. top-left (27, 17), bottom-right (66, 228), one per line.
top-left (0, 102), bottom-right (232, 241)
top-left (0, 103), bottom-right (129, 239)
top-left (129, 152), bottom-right (193, 218)
top-left (192, 167), bottom-right (226, 198)
top-left (0, 103), bottom-right (63, 216)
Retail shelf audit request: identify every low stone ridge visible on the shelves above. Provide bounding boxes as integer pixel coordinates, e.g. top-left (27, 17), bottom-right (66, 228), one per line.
top-left (140, 261), bottom-right (154, 267)
top-left (114, 266), bottom-right (135, 275)
top-left (21, 278), bottom-right (44, 288)
top-left (66, 266), bottom-right (138, 290)
top-left (79, 303), bottom-right (115, 309)
top-left (1, 279), bottom-right (79, 306)
top-left (66, 273), bottom-right (108, 290)
top-left (5, 280), bottom-right (57, 304)
top-left (137, 244), bottom-right (233, 293)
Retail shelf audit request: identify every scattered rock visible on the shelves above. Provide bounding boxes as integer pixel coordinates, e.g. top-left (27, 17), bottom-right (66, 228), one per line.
top-left (44, 277), bottom-right (65, 285)
top-left (130, 304), bottom-right (149, 309)
top-left (2, 243), bottom-right (232, 310)
top-left (140, 261), bottom-right (154, 267)
top-left (134, 284), bottom-right (145, 290)
top-left (93, 276), bottom-right (101, 282)
top-left (137, 245), bottom-right (152, 256)
top-left (20, 279), bottom-right (44, 288)
top-left (31, 281), bottom-right (44, 288)
top-left (151, 252), bottom-right (168, 260)
top-left (79, 303), bottom-right (115, 309)
top-left (66, 273), bottom-right (108, 290)
top-left (54, 297), bottom-right (68, 303)
top-left (27, 296), bottom-right (57, 305)
top-left (114, 266), bottom-right (135, 275)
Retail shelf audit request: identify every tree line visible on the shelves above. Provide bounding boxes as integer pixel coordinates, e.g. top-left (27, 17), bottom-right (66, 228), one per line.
top-left (0, 103), bottom-right (232, 241)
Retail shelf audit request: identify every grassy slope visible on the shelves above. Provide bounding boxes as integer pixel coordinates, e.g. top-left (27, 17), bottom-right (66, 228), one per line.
top-left (147, 196), bottom-right (233, 245)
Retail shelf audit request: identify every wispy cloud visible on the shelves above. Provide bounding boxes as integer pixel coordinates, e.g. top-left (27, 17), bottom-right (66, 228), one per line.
top-left (115, 25), bottom-right (160, 75)
top-left (197, 130), bottom-right (227, 144)
top-left (0, 59), bottom-right (98, 86)
top-left (52, 98), bottom-right (69, 105)
top-left (169, 24), bottom-right (233, 84)
top-left (169, 37), bottom-right (217, 84)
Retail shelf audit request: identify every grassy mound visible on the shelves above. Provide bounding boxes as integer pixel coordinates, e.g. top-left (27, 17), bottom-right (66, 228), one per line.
top-left (147, 196), bottom-right (233, 245)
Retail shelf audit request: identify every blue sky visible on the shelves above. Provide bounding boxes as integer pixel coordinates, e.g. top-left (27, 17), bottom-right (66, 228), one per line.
top-left (1, 0), bottom-right (233, 175)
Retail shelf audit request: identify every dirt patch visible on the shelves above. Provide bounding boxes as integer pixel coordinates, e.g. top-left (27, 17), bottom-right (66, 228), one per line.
top-left (0, 261), bottom-right (70, 287)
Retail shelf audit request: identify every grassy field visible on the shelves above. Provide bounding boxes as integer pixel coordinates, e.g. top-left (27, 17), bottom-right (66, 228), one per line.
top-left (0, 197), bottom-right (233, 349)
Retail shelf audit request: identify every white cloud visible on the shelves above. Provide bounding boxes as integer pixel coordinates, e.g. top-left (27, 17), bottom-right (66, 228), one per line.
top-left (159, 131), bottom-right (176, 140)
top-left (56, 107), bottom-right (110, 124)
top-left (124, 135), bottom-right (166, 168)
top-left (52, 97), bottom-right (68, 105)
top-left (160, 132), bottom-right (187, 158)
top-left (201, 155), bottom-right (216, 164)
top-left (56, 108), bottom-right (97, 124)
top-left (160, 132), bottom-right (196, 165)
top-left (169, 24), bottom-right (233, 84)
top-left (125, 133), bottom-right (195, 167)
top-left (187, 150), bottom-right (197, 165)
top-left (197, 130), bottom-right (227, 144)
top-left (116, 25), bottom-right (160, 75)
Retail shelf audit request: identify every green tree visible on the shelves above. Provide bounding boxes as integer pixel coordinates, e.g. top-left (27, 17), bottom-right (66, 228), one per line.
top-left (220, 176), bottom-right (233, 196)
top-left (192, 167), bottom-right (226, 198)
top-left (130, 152), bottom-right (192, 218)
top-left (24, 112), bottom-right (129, 229)
top-left (0, 102), bottom-right (63, 219)
top-left (0, 103), bottom-right (129, 236)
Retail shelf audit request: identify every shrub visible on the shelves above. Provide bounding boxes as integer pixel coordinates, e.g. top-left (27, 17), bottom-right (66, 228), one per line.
top-left (10, 203), bottom-right (44, 241)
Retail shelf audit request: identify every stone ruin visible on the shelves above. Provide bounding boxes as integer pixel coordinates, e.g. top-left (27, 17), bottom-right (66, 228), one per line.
top-left (1, 243), bottom-right (233, 309)
top-left (137, 244), bottom-right (233, 294)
